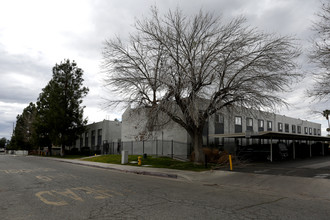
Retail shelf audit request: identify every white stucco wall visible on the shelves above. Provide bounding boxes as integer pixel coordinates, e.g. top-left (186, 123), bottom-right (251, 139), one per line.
top-left (122, 106), bottom-right (322, 148)
top-left (74, 120), bottom-right (122, 149)
top-left (121, 107), bottom-right (189, 143)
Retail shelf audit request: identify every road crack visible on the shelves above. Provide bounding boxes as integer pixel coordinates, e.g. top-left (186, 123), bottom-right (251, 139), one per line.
top-left (236, 197), bottom-right (287, 211)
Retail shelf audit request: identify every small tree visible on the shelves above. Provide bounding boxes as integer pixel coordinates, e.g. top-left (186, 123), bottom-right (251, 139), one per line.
top-left (308, 2), bottom-right (330, 99)
top-left (0, 137), bottom-right (7, 148)
top-left (102, 7), bottom-right (301, 163)
top-left (36, 59), bottom-right (89, 156)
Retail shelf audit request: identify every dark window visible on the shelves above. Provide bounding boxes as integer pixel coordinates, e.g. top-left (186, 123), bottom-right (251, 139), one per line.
top-left (285, 124), bottom-right (289, 133)
top-left (91, 130), bottom-right (96, 147)
top-left (314, 128), bottom-right (317, 135)
top-left (304, 127), bottom-right (308, 134)
top-left (235, 116), bottom-right (242, 133)
top-left (202, 121), bottom-right (209, 136)
top-left (278, 123), bottom-right (283, 132)
top-left (309, 128), bottom-right (312, 135)
top-left (318, 129), bottom-right (321, 136)
top-left (215, 114), bottom-right (224, 123)
top-left (80, 136), bottom-right (83, 148)
top-left (258, 119), bottom-right (264, 132)
top-left (85, 132), bottom-right (89, 147)
top-left (97, 129), bottom-right (102, 146)
top-left (267, 121), bottom-right (272, 131)
top-left (297, 126), bottom-right (301, 134)
top-left (246, 118), bottom-right (253, 131)
top-left (292, 125), bottom-right (296, 133)
top-left (215, 114), bottom-right (224, 134)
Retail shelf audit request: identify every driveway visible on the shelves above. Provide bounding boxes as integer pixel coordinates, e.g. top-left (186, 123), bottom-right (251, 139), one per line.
top-left (231, 155), bottom-right (330, 179)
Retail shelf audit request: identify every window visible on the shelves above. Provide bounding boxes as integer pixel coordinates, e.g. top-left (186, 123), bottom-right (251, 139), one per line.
top-left (97, 129), bottom-right (102, 146)
top-left (91, 130), bottom-right (96, 147)
top-left (80, 136), bottom-right (83, 148)
top-left (234, 116), bottom-right (242, 133)
top-left (215, 114), bottom-right (224, 134)
top-left (235, 116), bottom-right (242, 125)
top-left (304, 127), bottom-right (308, 134)
top-left (314, 128), bottom-right (317, 135)
top-left (309, 128), bottom-right (312, 135)
top-left (215, 114), bottom-right (224, 123)
top-left (267, 121), bottom-right (272, 131)
top-left (285, 124), bottom-right (289, 133)
top-left (297, 126), bottom-right (301, 134)
top-left (318, 129), bottom-right (321, 136)
top-left (85, 132), bottom-right (89, 147)
top-left (278, 123), bottom-right (283, 132)
top-left (292, 125), bottom-right (296, 133)
top-left (258, 120), bottom-right (264, 132)
top-left (246, 118), bottom-right (253, 131)
top-left (202, 121), bottom-right (209, 136)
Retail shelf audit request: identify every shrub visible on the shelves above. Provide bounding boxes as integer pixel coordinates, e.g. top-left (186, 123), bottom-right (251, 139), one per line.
top-left (191, 147), bottom-right (221, 163)
top-left (81, 147), bottom-right (91, 156)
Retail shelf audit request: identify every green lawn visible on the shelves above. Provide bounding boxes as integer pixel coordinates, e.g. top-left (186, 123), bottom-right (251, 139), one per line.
top-left (83, 155), bottom-right (210, 171)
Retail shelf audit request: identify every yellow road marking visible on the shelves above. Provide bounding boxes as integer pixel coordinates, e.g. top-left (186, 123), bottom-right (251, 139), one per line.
top-left (52, 189), bottom-right (83, 201)
top-left (35, 191), bottom-right (68, 206)
top-left (36, 175), bottom-right (52, 181)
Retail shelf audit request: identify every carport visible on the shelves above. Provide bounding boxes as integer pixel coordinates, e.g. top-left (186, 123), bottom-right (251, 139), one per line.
top-left (210, 131), bottom-right (330, 162)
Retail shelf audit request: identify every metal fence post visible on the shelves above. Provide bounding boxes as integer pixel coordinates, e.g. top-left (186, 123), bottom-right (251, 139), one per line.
top-left (131, 141), bottom-right (133, 155)
top-left (156, 140), bottom-right (158, 157)
top-left (171, 140), bottom-right (174, 159)
top-left (143, 140), bottom-right (145, 154)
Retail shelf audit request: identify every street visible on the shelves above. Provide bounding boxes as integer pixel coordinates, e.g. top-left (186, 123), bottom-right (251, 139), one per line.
top-left (1, 155), bottom-right (330, 219)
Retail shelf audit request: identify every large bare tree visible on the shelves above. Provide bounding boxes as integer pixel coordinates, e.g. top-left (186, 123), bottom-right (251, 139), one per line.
top-left (309, 1), bottom-right (330, 99)
top-left (102, 7), bottom-right (301, 163)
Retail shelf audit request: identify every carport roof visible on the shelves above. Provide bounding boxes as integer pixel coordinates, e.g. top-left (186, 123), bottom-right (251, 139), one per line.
top-left (210, 131), bottom-right (330, 142)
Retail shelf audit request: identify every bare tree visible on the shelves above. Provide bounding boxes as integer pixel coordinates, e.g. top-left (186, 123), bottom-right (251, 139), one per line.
top-left (102, 7), bottom-right (301, 163)
top-left (309, 1), bottom-right (330, 99)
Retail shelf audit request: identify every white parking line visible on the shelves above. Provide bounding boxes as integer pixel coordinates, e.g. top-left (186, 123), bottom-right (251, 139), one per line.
top-left (299, 161), bottom-right (330, 169)
top-left (314, 174), bottom-right (330, 178)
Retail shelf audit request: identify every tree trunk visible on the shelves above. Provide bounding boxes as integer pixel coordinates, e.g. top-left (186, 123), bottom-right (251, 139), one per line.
top-left (191, 130), bottom-right (205, 164)
top-left (61, 144), bottom-right (65, 157)
top-left (48, 146), bottom-right (52, 156)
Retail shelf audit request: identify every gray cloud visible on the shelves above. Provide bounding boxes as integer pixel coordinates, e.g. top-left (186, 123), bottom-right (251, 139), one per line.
top-left (0, 44), bottom-right (52, 103)
top-left (0, 0), bottom-right (327, 138)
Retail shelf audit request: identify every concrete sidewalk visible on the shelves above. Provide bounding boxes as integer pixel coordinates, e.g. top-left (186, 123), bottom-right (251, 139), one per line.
top-left (50, 157), bottom-right (330, 200)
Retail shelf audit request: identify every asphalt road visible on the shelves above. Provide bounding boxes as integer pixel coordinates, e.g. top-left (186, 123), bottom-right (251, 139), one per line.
top-left (1, 155), bottom-right (330, 220)
top-left (232, 155), bottom-right (330, 179)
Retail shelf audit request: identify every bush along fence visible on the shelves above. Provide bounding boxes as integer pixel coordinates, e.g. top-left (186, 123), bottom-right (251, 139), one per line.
top-left (105, 140), bottom-right (192, 159)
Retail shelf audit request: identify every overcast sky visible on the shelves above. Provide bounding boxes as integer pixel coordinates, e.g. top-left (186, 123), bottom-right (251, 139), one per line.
top-left (0, 0), bottom-right (328, 139)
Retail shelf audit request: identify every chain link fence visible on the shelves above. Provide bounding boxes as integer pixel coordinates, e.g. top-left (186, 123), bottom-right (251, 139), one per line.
top-left (105, 140), bottom-right (192, 159)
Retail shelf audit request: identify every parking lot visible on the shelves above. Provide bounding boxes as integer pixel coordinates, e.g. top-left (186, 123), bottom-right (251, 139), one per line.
top-left (232, 155), bottom-right (330, 179)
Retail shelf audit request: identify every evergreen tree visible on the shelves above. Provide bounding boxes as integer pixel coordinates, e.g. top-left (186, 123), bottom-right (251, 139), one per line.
top-left (36, 59), bottom-right (89, 155)
top-left (10, 102), bottom-right (37, 150)
top-left (0, 137), bottom-right (7, 148)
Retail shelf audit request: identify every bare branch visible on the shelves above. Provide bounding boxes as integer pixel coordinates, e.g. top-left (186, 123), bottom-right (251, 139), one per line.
top-left (102, 7), bottom-right (301, 162)
top-left (308, 2), bottom-right (330, 100)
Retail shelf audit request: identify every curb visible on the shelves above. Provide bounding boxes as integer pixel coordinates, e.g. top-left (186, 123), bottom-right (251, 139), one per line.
top-left (55, 158), bottom-right (179, 179)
